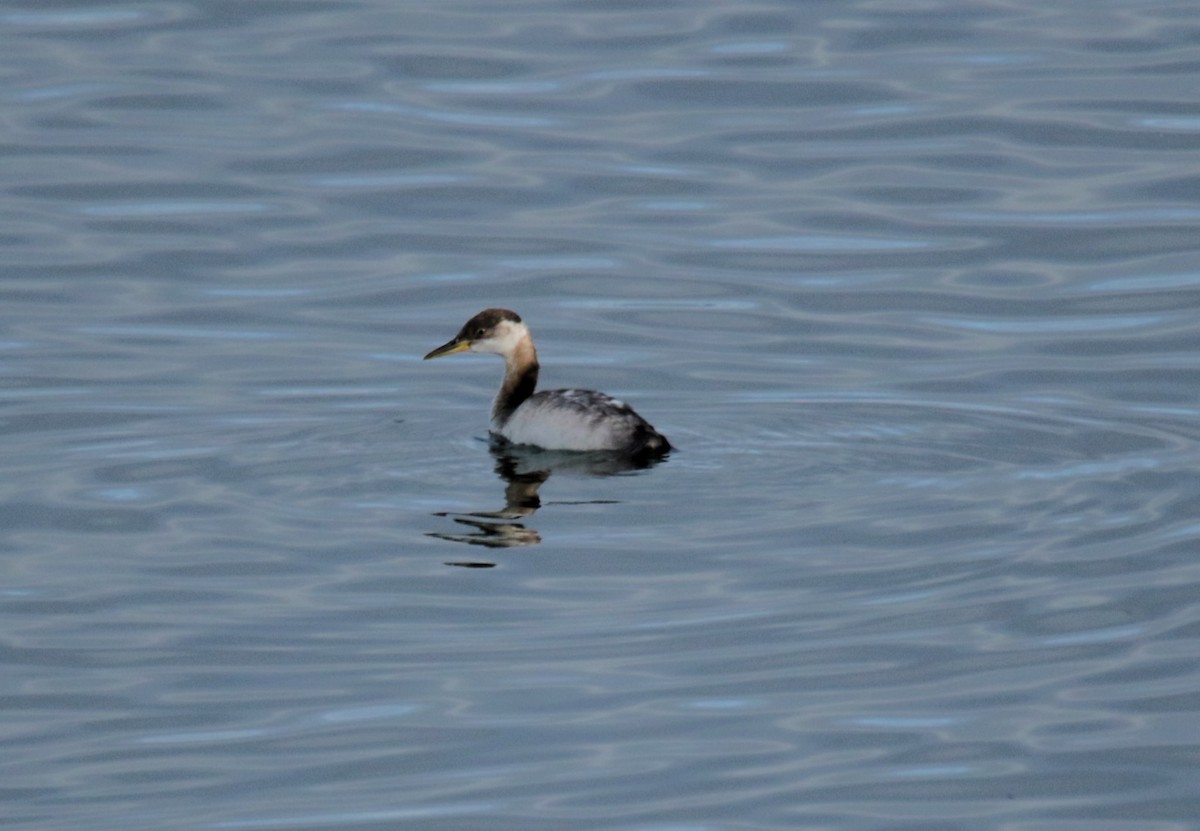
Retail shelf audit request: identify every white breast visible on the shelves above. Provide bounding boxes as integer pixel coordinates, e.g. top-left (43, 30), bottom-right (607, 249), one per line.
top-left (493, 389), bottom-right (639, 451)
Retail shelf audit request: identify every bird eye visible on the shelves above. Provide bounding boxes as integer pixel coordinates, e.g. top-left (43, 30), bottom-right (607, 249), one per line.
top-left (472, 328), bottom-right (484, 339)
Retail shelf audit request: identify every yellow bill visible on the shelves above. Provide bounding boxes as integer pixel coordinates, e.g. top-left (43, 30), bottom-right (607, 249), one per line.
top-left (423, 338), bottom-right (471, 360)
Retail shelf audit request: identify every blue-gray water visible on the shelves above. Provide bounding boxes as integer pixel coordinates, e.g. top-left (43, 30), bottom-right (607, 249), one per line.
top-left (5, 1), bottom-right (1200, 829)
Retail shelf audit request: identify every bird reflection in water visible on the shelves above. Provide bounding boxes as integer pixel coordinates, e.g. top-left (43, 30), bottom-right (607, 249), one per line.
top-left (432, 438), bottom-right (669, 567)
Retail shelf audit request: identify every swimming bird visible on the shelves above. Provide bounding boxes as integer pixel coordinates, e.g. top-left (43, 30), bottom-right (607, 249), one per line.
top-left (424, 309), bottom-right (671, 456)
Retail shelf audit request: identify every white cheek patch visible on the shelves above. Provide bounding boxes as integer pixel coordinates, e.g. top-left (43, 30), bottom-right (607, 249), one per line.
top-left (471, 321), bottom-right (528, 355)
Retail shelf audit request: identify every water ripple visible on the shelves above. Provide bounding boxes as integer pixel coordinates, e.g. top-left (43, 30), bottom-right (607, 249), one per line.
top-left (5, 0), bottom-right (1200, 829)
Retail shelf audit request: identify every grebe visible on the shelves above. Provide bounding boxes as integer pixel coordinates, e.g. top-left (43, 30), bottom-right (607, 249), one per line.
top-left (424, 308), bottom-right (671, 456)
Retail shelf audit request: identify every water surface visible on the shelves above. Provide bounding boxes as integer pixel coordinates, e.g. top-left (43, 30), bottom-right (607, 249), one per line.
top-left (4, 1), bottom-right (1200, 829)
